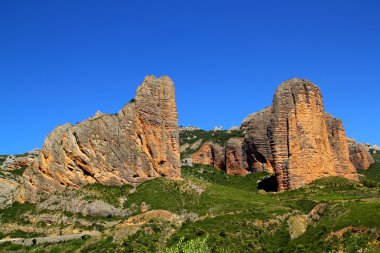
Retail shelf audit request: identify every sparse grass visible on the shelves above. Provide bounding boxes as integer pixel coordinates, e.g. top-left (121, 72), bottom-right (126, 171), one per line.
top-left (3, 230), bottom-right (45, 239)
top-left (82, 183), bottom-right (132, 207)
top-left (0, 155), bottom-right (6, 166)
top-left (357, 153), bottom-right (380, 189)
top-left (124, 178), bottom-right (202, 214)
top-left (0, 237), bottom-right (88, 253)
top-left (0, 202), bottom-right (37, 224)
top-left (7, 166), bottom-right (28, 177)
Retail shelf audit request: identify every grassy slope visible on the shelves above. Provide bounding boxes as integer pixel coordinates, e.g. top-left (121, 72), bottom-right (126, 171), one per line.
top-left (1, 162), bottom-right (379, 252)
top-left (358, 152), bottom-right (380, 185)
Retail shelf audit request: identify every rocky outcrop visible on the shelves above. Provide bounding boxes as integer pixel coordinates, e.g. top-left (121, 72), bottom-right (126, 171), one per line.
top-left (269, 78), bottom-right (358, 190)
top-left (188, 107), bottom-right (274, 175)
top-left (191, 142), bottom-right (225, 170)
top-left (0, 149), bottom-right (39, 171)
top-left (0, 176), bottom-right (19, 208)
top-left (1, 156), bottom-right (35, 170)
top-left (225, 138), bottom-right (248, 175)
top-left (325, 113), bottom-right (358, 177)
top-left (242, 107), bottom-right (274, 173)
top-left (185, 79), bottom-right (359, 190)
top-left (19, 76), bottom-right (181, 202)
top-left (348, 139), bottom-right (374, 170)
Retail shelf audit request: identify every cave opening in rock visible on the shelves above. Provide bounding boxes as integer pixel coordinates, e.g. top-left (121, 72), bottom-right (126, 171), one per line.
top-left (257, 175), bottom-right (278, 192)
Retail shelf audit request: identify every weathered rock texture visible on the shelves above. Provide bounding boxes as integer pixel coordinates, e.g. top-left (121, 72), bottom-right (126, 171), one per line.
top-left (191, 142), bottom-right (225, 170)
top-left (348, 138), bottom-right (374, 170)
top-left (242, 107), bottom-right (274, 174)
top-left (189, 79), bottom-right (359, 190)
top-left (19, 76), bottom-right (181, 202)
top-left (225, 138), bottom-right (249, 175)
top-left (269, 79), bottom-right (358, 190)
top-left (0, 177), bottom-right (19, 208)
top-left (1, 155), bottom-right (36, 170)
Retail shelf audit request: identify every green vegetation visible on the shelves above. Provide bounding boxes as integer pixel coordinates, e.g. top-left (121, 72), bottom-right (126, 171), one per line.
top-left (124, 177), bottom-right (204, 214)
top-left (163, 236), bottom-right (210, 253)
top-left (358, 152), bottom-right (380, 187)
top-left (1, 161), bottom-right (379, 252)
top-left (83, 183), bottom-right (132, 207)
top-left (3, 230), bottom-right (45, 239)
top-left (0, 238), bottom-right (88, 253)
top-left (0, 202), bottom-right (37, 225)
top-left (179, 129), bottom-right (244, 157)
top-left (7, 166), bottom-right (28, 177)
top-left (0, 155), bottom-right (6, 166)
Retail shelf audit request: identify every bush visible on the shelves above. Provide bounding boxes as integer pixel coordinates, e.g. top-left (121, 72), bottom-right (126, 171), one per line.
top-left (162, 236), bottom-right (211, 253)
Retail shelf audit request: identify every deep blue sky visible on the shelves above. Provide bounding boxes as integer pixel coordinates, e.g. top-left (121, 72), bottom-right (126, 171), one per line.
top-left (0, 0), bottom-right (379, 154)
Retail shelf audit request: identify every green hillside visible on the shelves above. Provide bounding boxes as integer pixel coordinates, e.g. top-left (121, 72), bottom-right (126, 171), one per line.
top-left (1, 161), bottom-right (379, 252)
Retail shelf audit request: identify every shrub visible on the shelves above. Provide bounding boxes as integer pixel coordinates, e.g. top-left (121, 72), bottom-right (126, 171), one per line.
top-left (162, 236), bottom-right (211, 253)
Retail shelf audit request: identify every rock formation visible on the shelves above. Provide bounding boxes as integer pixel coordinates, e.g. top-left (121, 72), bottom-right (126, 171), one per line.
top-left (242, 107), bottom-right (274, 173)
top-left (269, 78), bottom-right (358, 190)
top-left (225, 138), bottom-right (248, 175)
top-left (191, 142), bottom-right (225, 170)
top-left (188, 78), bottom-right (359, 190)
top-left (0, 177), bottom-right (19, 208)
top-left (1, 155), bottom-right (36, 170)
top-left (19, 76), bottom-right (181, 202)
top-left (348, 138), bottom-right (374, 170)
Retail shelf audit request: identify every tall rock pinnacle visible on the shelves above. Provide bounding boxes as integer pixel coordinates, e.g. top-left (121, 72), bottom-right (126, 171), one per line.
top-left (189, 78), bottom-right (362, 191)
top-left (269, 78), bottom-right (358, 190)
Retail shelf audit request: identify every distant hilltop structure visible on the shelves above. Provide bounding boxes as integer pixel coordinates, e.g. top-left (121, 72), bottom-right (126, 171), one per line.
top-left (213, 126), bottom-right (223, 131)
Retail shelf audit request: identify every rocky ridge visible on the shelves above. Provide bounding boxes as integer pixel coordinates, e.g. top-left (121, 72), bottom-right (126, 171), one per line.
top-left (18, 76), bottom-right (181, 202)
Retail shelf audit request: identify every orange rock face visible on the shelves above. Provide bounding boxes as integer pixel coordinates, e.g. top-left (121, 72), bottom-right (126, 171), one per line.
top-left (191, 142), bottom-right (225, 170)
top-left (225, 138), bottom-right (248, 176)
top-left (186, 79), bottom-right (360, 190)
top-left (20, 76), bottom-right (181, 202)
top-left (348, 138), bottom-right (374, 170)
top-left (269, 79), bottom-right (358, 190)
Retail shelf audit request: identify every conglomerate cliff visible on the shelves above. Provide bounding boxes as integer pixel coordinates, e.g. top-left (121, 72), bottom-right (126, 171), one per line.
top-left (190, 78), bottom-right (368, 190)
top-left (19, 76), bottom-right (181, 202)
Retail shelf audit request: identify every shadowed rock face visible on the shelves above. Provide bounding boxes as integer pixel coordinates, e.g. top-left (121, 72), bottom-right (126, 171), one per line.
top-left (242, 107), bottom-right (274, 174)
top-left (269, 78), bottom-right (358, 190)
top-left (19, 76), bottom-right (181, 202)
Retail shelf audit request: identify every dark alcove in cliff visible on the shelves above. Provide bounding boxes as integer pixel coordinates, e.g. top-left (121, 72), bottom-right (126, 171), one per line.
top-left (257, 175), bottom-right (278, 192)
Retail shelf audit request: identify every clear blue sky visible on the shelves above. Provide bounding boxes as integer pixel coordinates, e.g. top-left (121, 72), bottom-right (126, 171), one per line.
top-left (0, 0), bottom-right (379, 154)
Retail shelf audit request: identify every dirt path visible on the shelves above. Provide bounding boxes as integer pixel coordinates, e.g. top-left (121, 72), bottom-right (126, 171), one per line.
top-left (0, 231), bottom-right (101, 246)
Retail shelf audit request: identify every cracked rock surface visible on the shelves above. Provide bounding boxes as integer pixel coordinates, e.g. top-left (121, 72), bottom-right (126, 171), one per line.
top-left (19, 76), bottom-right (181, 202)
